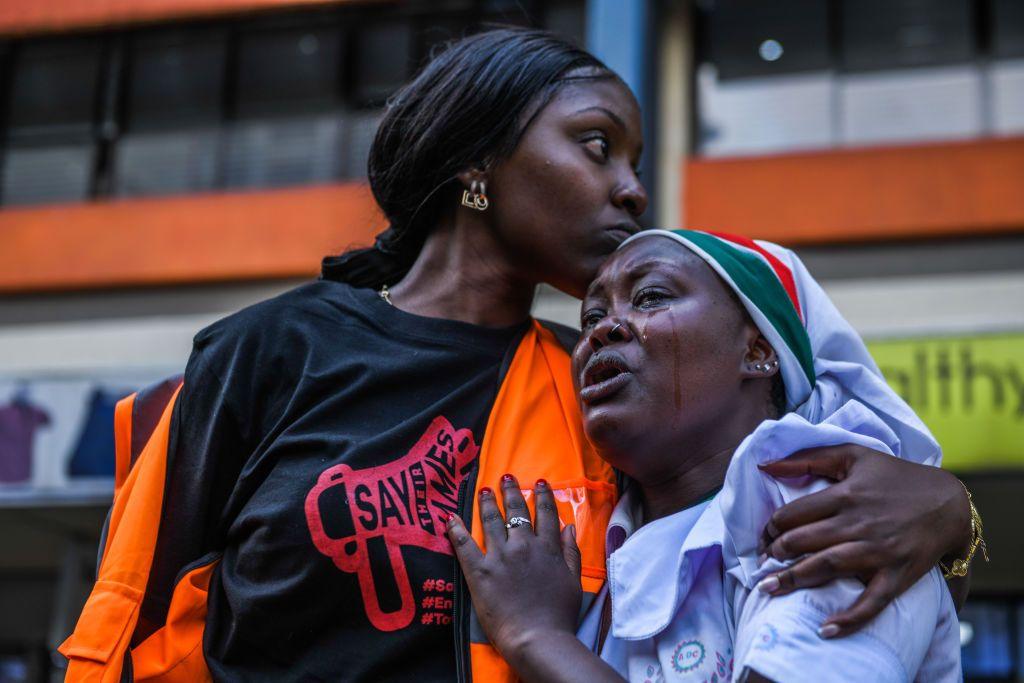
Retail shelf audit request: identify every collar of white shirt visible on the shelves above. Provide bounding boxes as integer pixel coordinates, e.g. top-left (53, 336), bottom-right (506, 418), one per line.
top-left (604, 486), bottom-right (725, 641)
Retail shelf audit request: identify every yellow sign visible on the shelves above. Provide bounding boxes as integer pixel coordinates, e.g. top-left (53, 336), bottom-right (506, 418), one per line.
top-left (867, 333), bottom-right (1024, 471)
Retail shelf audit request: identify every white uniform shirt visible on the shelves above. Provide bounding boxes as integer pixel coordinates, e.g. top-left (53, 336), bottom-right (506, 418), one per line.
top-left (577, 401), bottom-right (962, 682)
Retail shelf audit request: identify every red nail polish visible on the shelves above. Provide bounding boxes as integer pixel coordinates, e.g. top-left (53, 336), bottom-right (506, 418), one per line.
top-left (479, 487), bottom-right (493, 497)
top-left (501, 473), bottom-right (515, 483)
top-left (536, 479), bottom-right (548, 488)
top-left (446, 512), bottom-right (456, 523)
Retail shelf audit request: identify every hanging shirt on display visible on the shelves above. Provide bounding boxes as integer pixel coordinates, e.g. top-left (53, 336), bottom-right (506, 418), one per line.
top-left (68, 388), bottom-right (129, 478)
top-left (0, 398), bottom-right (51, 484)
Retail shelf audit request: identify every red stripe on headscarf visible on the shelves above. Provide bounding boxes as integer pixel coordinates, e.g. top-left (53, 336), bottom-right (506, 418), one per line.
top-left (707, 231), bottom-right (803, 321)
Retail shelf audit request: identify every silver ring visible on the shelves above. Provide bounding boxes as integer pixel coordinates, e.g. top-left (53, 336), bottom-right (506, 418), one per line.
top-left (505, 516), bottom-right (532, 530)
top-left (610, 322), bottom-right (623, 337)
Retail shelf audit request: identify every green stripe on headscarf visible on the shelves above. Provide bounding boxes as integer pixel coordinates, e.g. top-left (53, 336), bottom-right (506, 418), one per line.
top-left (681, 230), bottom-right (815, 388)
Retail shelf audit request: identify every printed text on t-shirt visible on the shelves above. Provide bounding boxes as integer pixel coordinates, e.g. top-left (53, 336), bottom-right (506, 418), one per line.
top-left (304, 416), bottom-right (479, 631)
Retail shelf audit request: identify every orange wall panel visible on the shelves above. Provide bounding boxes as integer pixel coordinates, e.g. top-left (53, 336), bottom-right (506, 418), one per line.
top-left (0, 0), bottom-right (380, 35)
top-left (684, 137), bottom-right (1024, 245)
top-left (0, 183), bottom-right (385, 292)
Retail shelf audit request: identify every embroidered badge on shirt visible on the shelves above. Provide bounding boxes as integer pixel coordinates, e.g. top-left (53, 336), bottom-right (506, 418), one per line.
top-left (672, 639), bottom-right (706, 673)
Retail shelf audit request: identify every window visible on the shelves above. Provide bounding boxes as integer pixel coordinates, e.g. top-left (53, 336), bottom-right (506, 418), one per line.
top-left (959, 600), bottom-right (1015, 678)
top-left (223, 21), bottom-right (346, 190)
top-left (8, 38), bottom-right (101, 135)
top-left (3, 38), bottom-right (101, 205)
top-left (992, 0), bottom-right (1024, 58)
top-left (701, 0), bottom-right (830, 80)
top-left (991, 0), bottom-right (1024, 134)
top-left (113, 28), bottom-right (227, 197)
top-left (695, 0), bottom-right (1021, 156)
top-left (0, 0), bottom-right (585, 206)
top-left (350, 22), bottom-right (413, 107)
top-left (2, 144), bottom-right (96, 206)
top-left (342, 110), bottom-right (384, 180)
top-left (841, 0), bottom-right (974, 71)
top-left (125, 28), bottom-right (226, 130)
top-left (235, 24), bottom-right (342, 117)
top-left (114, 131), bottom-right (220, 197)
top-left (225, 116), bottom-right (345, 188)
top-left (695, 0), bottom-right (834, 156)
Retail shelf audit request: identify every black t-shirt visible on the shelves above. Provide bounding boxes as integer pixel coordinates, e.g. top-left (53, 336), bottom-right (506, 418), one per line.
top-left (146, 281), bottom-right (531, 682)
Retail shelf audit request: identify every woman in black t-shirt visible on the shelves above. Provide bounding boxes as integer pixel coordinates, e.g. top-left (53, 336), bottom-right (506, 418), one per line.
top-left (65, 28), bottom-right (974, 683)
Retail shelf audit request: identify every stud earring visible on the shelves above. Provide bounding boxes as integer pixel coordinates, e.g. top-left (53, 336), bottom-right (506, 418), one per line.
top-left (461, 180), bottom-right (489, 211)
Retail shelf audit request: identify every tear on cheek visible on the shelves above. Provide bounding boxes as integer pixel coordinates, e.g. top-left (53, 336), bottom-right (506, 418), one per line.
top-left (638, 308), bottom-right (668, 345)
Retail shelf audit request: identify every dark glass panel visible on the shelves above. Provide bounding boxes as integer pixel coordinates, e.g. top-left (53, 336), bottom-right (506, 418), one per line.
top-left (126, 28), bottom-right (226, 130)
top-left (8, 38), bottom-right (101, 134)
top-left (703, 0), bottom-right (830, 80)
top-left (992, 0), bottom-right (1024, 58)
top-left (841, 0), bottom-right (974, 71)
top-left (235, 25), bottom-right (342, 118)
top-left (350, 22), bottom-right (413, 106)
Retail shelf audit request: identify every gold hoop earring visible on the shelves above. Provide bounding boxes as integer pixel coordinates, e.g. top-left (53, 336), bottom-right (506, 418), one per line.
top-left (461, 180), bottom-right (489, 211)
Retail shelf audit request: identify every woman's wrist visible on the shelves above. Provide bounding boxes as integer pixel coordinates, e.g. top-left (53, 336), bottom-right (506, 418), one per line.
top-left (938, 478), bottom-right (988, 578)
top-left (939, 471), bottom-right (973, 562)
top-left (502, 628), bottom-right (625, 683)
top-left (505, 625), bottom-right (572, 656)
top-left (503, 627), bottom-right (580, 673)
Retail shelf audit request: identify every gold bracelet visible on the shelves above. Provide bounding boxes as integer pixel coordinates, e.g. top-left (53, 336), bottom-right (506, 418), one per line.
top-left (939, 483), bottom-right (989, 579)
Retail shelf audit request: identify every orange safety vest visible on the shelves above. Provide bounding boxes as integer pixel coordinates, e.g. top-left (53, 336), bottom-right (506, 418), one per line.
top-left (59, 321), bottom-right (615, 682)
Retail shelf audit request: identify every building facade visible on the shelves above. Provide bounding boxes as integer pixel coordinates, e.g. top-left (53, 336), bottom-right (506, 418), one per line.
top-left (0, 0), bottom-right (1021, 680)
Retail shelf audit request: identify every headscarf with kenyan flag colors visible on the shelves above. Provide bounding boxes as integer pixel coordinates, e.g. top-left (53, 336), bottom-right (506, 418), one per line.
top-left (618, 229), bottom-right (943, 467)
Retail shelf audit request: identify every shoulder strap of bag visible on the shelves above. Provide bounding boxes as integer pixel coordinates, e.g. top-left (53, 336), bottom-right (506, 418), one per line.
top-left (60, 379), bottom-right (184, 682)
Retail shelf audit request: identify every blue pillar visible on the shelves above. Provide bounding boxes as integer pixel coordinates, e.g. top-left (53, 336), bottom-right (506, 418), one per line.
top-left (585, 0), bottom-right (651, 112)
top-left (586, 0), bottom-right (655, 221)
